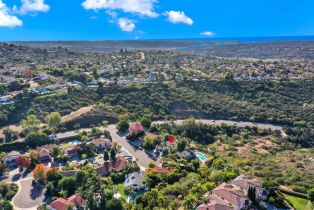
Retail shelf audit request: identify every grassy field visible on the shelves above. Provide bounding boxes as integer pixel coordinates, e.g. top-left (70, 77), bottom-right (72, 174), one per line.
top-left (283, 193), bottom-right (313, 210)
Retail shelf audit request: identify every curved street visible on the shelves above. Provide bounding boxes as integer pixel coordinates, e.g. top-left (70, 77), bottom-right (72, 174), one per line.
top-left (12, 178), bottom-right (46, 210)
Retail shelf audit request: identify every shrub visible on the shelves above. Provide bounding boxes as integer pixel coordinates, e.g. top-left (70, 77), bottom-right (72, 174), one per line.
top-left (25, 132), bottom-right (50, 147)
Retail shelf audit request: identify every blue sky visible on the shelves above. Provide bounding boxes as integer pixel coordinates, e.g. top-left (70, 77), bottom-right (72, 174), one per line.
top-left (0, 0), bottom-right (314, 40)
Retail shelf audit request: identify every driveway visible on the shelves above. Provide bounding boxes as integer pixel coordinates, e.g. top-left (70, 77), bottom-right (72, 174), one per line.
top-left (0, 171), bottom-right (33, 183)
top-left (12, 178), bottom-right (46, 210)
top-left (107, 125), bottom-right (157, 169)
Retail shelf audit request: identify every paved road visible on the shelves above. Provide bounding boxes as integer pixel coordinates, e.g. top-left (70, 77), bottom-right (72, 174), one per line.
top-left (0, 171), bottom-right (33, 183)
top-left (55, 119), bottom-right (286, 141)
top-left (107, 125), bottom-right (156, 169)
top-left (12, 178), bottom-right (46, 210)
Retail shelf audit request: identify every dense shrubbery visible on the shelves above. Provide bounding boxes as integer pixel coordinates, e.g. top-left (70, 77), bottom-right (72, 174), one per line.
top-left (25, 132), bottom-right (51, 148)
top-left (1, 79), bottom-right (313, 129)
top-left (0, 183), bottom-right (18, 210)
top-left (284, 127), bottom-right (314, 147)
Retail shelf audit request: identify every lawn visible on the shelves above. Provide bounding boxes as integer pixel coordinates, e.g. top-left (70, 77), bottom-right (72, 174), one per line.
top-left (283, 193), bottom-right (313, 210)
top-left (118, 183), bottom-right (128, 199)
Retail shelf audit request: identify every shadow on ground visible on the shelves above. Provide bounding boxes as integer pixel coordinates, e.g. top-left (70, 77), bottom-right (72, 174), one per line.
top-left (30, 183), bottom-right (45, 200)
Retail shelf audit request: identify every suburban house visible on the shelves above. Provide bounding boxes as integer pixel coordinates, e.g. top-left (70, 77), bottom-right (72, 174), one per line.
top-left (4, 151), bottom-right (22, 167)
top-left (95, 156), bottom-right (126, 176)
top-left (47, 194), bottom-right (84, 210)
top-left (89, 138), bottom-right (112, 152)
top-left (124, 171), bottom-right (145, 191)
top-left (197, 175), bottom-right (267, 210)
top-left (212, 183), bottom-right (250, 209)
top-left (230, 175), bottom-right (268, 201)
top-left (63, 146), bottom-right (78, 158)
top-left (197, 194), bottom-right (235, 210)
top-left (177, 149), bottom-right (196, 161)
top-left (37, 148), bottom-right (51, 162)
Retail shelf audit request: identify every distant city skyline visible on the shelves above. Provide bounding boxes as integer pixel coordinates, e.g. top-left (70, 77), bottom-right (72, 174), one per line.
top-left (0, 0), bottom-right (314, 41)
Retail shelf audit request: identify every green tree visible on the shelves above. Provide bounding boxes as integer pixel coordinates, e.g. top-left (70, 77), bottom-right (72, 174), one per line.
top-left (176, 139), bottom-right (187, 152)
top-left (212, 158), bottom-right (225, 170)
top-left (222, 171), bottom-right (238, 182)
top-left (103, 150), bottom-right (109, 161)
top-left (25, 132), bottom-right (49, 147)
top-left (75, 170), bottom-right (87, 186)
top-left (87, 194), bottom-right (97, 209)
top-left (51, 147), bottom-right (60, 158)
top-left (3, 128), bottom-right (18, 142)
top-left (45, 112), bottom-right (61, 132)
top-left (140, 117), bottom-right (151, 128)
top-left (248, 186), bottom-right (256, 203)
top-left (116, 114), bottom-right (129, 133)
top-left (116, 120), bottom-right (129, 133)
top-left (183, 195), bottom-right (197, 210)
top-left (308, 188), bottom-right (314, 201)
top-left (105, 198), bottom-right (124, 210)
top-left (148, 162), bottom-right (156, 168)
top-left (0, 84), bottom-right (5, 95)
top-left (66, 205), bottom-right (74, 210)
top-left (0, 200), bottom-right (13, 210)
top-left (58, 177), bottom-right (76, 197)
top-left (20, 114), bottom-right (41, 133)
top-left (47, 170), bottom-right (62, 183)
top-left (110, 149), bottom-right (116, 161)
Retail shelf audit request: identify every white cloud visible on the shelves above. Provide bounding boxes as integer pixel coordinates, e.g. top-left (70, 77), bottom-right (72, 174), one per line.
top-left (118, 18), bottom-right (135, 32)
top-left (20, 0), bottom-right (50, 14)
top-left (82, 0), bottom-right (158, 18)
top-left (164, 11), bottom-right (193, 25)
top-left (0, 1), bottom-right (23, 27)
top-left (201, 31), bottom-right (215, 36)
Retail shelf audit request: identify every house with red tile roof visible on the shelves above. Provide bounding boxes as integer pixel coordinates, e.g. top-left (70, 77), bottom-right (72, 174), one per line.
top-left (47, 194), bottom-right (84, 210)
top-left (197, 194), bottom-right (235, 210)
top-left (212, 183), bottom-right (249, 209)
top-left (230, 175), bottom-right (268, 201)
top-left (37, 148), bottom-right (51, 162)
top-left (89, 137), bottom-right (112, 152)
top-left (47, 198), bottom-right (69, 210)
top-left (197, 175), bottom-right (267, 210)
top-left (95, 156), bottom-right (127, 176)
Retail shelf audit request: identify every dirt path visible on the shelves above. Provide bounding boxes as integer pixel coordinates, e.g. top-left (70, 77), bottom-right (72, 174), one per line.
top-left (61, 105), bottom-right (95, 123)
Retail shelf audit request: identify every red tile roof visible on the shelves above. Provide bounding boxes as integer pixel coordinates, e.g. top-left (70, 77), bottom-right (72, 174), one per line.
top-left (198, 194), bottom-right (235, 210)
top-left (95, 156), bottom-right (126, 175)
top-left (48, 194), bottom-right (84, 210)
top-left (48, 198), bottom-right (70, 210)
top-left (68, 194), bottom-right (84, 206)
top-left (212, 183), bottom-right (247, 208)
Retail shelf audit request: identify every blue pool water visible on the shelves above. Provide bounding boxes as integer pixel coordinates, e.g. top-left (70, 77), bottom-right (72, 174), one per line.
top-left (196, 152), bottom-right (207, 161)
top-left (70, 140), bottom-right (80, 145)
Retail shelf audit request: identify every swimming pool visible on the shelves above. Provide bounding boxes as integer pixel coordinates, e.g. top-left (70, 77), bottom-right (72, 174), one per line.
top-left (70, 139), bottom-right (81, 145)
top-left (196, 152), bottom-right (207, 161)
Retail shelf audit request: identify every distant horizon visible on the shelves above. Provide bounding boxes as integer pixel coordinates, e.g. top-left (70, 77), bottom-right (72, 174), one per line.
top-left (1, 0), bottom-right (314, 41)
top-left (5, 35), bottom-right (314, 42)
